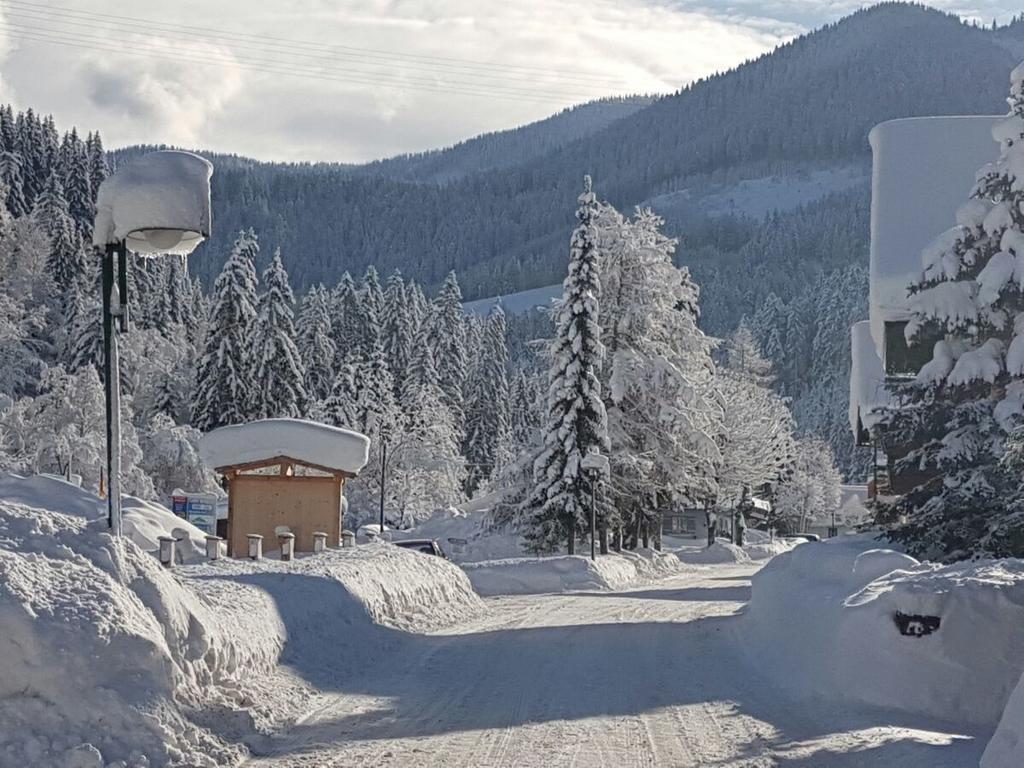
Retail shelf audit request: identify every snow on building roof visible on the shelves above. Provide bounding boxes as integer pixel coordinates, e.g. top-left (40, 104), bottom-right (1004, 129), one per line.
top-left (199, 418), bottom-right (370, 475)
top-left (867, 116), bottom-right (1001, 352)
top-left (849, 321), bottom-right (891, 437)
top-left (93, 150), bottom-right (213, 253)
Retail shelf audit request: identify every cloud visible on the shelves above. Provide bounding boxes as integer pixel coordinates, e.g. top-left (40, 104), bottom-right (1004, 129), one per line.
top-left (0, 0), bottom-right (1019, 162)
top-left (77, 37), bottom-right (244, 146)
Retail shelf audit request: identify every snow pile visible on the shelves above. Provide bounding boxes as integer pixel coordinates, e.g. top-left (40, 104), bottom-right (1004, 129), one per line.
top-left (0, 480), bottom-right (484, 767)
top-left (743, 537), bottom-right (801, 560)
top-left (199, 418), bottom-right (370, 474)
top-left (675, 540), bottom-right (752, 565)
top-left (984, 670), bottom-right (1024, 767)
top-left (462, 549), bottom-right (683, 596)
top-left (744, 534), bottom-right (1024, 728)
top-left (392, 502), bottom-right (524, 563)
top-left (0, 473), bottom-right (214, 563)
top-left (93, 150), bottom-right (212, 253)
top-left (0, 501), bottom-right (285, 768)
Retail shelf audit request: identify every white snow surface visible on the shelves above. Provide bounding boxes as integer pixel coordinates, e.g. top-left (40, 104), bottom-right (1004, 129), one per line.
top-left (0, 473), bottom-right (214, 562)
top-left (675, 539), bottom-right (753, 565)
top-left (199, 418), bottom-right (370, 474)
top-left (984, 669), bottom-right (1024, 767)
top-left (744, 533), bottom-right (1024, 729)
top-left (461, 548), bottom-right (685, 596)
top-left (93, 150), bottom-right (213, 251)
top-left (0, 479), bottom-right (482, 767)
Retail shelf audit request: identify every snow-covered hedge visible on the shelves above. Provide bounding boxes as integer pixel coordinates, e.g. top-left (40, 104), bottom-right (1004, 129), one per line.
top-left (743, 534), bottom-right (1024, 728)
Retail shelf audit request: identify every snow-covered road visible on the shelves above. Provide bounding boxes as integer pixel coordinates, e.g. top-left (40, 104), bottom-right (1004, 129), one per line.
top-left (246, 565), bottom-right (984, 767)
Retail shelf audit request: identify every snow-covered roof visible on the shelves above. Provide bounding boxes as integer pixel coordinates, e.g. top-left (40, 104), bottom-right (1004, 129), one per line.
top-left (867, 116), bottom-right (1001, 352)
top-left (93, 150), bottom-right (213, 254)
top-left (199, 418), bottom-right (370, 475)
top-left (849, 321), bottom-right (891, 437)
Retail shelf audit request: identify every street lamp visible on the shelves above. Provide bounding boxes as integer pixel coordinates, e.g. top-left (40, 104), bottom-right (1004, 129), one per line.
top-left (92, 150), bottom-right (213, 536)
top-left (379, 421), bottom-right (392, 537)
top-left (581, 451), bottom-right (609, 561)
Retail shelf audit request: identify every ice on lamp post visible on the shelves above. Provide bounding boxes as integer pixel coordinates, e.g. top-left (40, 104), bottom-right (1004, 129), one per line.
top-left (93, 150), bottom-right (213, 256)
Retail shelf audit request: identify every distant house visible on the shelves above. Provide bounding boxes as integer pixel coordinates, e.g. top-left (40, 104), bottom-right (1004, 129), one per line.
top-left (849, 115), bottom-right (1002, 499)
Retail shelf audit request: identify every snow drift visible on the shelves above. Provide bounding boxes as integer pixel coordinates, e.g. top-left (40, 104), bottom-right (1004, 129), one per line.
top-left (744, 534), bottom-right (1024, 728)
top-left (462, 549), bottom-right (683, 596)
top-left (984, 669), bottom-right (1024, 768)
top-left (675, 540), bottom-right (753, 565)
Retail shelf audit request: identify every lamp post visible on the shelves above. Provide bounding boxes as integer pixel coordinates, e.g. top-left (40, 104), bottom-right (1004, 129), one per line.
top-left (379, 422), bottom-right (391, 537)
top-left (92, 151), bottom-right (212, 536)
top-left (581, 452), bottom-right (609, 562)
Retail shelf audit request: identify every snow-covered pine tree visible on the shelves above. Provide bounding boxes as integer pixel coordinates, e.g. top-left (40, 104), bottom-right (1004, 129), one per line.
top-left (60, 129), bottom-right (93, 234)
top-left (525, 176), bottom-right (608, 554)
top-left (884, 62), bottom-right (1024, 560)
top-left (85, 131), bottom-right (109, 202)
top-left (464, 306), bottom-right (511, 496)
top-left (431, 271), bottom-right (468, 439)
top-left (323, 361), bottom-right (360, 429)
top-left (0, 151), bottom-right (28, 217)
top-left (297, 285), bottom-right (337, 405)
top-left (192, 230), bottom-right (261, 432)
top-left (383, 270), bottom-right (413, 396)
top-left (329, 271), bottom-right (363, 365)
top-left (254, 249), bottom-right (308, 419)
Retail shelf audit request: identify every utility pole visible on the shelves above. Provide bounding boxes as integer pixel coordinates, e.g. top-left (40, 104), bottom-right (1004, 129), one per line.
top-left (379, 425), bottom-right (389, 537)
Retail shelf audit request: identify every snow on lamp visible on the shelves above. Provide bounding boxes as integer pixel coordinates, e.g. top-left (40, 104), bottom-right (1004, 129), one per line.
top-left (93, 150), bottom-right (213, 256)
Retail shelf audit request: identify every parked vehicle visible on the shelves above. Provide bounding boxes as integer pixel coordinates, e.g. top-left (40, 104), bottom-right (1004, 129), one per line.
top-left (393, 538), bottom-right (449, 559)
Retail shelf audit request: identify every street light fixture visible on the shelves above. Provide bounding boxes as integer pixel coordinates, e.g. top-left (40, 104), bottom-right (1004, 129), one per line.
top-left (92, 150), bottom-right (213, 536)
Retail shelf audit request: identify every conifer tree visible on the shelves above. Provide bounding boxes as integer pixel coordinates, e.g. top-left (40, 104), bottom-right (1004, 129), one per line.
top-left (885, 63), bottom-right (1024, 560)
top-left (330, 272), bottom-right (363, 365)
top-left (464, 306), bottom-right (511, 496)
top-left (431, 271), bottom-right (468, 438)
top-left (298, 285), bottom-right (337, 405)
top-left (0, 151), bottom-right (27, 217)
top-left (86, 131), bottom-right (109, 200)
top-left (61, 129), bottom-right (93, 233)
top-left (383, 269), bottom-right (413, 395)
top-left (526, 176), bottom-right (608, 554)
top-left (324, 361), bottom-right (360, 429)
top-left (254, 249), bottom-right (308, 419)
top-left (192, 230), bottom-right (260, 431)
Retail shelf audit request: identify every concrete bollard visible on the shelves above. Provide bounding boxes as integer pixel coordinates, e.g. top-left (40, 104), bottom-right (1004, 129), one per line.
top-left (158, 536), bottom-right (176, 568)
top-left (279, 532), bottom-right (296, 561)
top-left (313, 531), bottom-right (328, 554)
top-left (205, 535), bottom-right (222, 561)
top-left (341, 530), bottom-right (356, 548)
top-left (247, 534), bottom-right (263, 560)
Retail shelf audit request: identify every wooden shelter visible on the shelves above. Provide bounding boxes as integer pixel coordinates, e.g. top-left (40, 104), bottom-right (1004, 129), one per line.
top-left (199, 419), bottom-right (371, 558)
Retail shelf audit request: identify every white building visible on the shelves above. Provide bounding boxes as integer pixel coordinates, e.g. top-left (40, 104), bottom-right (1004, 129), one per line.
top-left (850, 115), bottom-right (1002, 490)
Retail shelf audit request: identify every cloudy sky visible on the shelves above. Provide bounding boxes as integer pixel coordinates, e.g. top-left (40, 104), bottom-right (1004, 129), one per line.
top-left (0, 0), bottom-right (1019, 163)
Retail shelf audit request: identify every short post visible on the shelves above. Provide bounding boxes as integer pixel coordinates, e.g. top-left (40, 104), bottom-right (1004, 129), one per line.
top-left (247, 534), bottom-right (263, 560)
top-left (313, 531), bottom-right (328, 554)
top-left (158, 536), bottom-right (176, 568)
top-left (279, 532), bottom-right (296, 561)
top-left (341, 530), bottom-right (356, 548)
top-left (205, 535), bottom-right (222, 561)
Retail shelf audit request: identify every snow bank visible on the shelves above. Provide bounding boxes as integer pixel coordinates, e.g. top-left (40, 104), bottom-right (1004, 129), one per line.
top-left (463, 549), bottom-right (683, 596)
top-left (199, 418), bottom-right (370, 475)
top-left (744, 534), bottom-right (1024, 729)
top-left (0, 501), bottom-right (284, 767)
top-left (984, 670), bottom-right (1024, 767)
top-left (0, 479), bottom-right (483, 767)
top-left (675, 540), bottom-right (752, 565)
top-left (0, 473), bottom-right (214, 562)
top-left (93, 150), bottom-right (212, 253)
top-left (392, 504), bottom-right (524, 563)
top-left (743, 538), bottom-right (801, 560)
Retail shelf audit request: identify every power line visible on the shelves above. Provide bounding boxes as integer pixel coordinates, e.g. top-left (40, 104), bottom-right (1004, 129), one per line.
top-left (0, 24), bottom-right (615, 105)
top-left (0, 15), bottom-right (617, 99)
top-left (3, 0), bottom-right (627, 88)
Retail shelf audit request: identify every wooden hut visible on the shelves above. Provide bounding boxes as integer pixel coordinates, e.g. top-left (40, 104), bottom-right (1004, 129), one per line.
top-left (199, 419), bottom-right (370, 557)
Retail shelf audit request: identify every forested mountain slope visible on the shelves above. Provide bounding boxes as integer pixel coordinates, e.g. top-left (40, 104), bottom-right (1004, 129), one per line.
top-left (162, 3), bottom-right (1020, 300)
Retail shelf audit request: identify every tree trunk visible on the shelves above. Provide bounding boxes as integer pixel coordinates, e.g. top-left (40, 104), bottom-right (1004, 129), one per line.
top-left (599, 524), bottom-right (609, 555)
top-left (612, 526), bottom-right (622, 552)
top-left (641, 519), bottom-right (649, 549)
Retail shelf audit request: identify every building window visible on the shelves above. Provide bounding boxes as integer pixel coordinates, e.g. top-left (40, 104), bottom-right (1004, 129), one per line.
top-left (884, 321), bottom-right (933, 378)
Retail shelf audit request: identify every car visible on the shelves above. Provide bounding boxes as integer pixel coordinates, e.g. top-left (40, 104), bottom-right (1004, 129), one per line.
top-left (393, 538), bottom-right (449, 559)
top-left (787, 533), bottom-right (821, 543)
